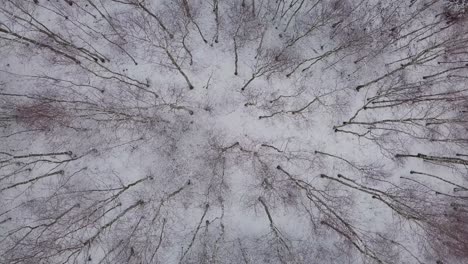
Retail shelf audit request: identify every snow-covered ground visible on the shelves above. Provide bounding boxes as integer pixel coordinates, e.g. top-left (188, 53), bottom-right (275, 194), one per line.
top-left (1, 0), bottom-right (467, 263)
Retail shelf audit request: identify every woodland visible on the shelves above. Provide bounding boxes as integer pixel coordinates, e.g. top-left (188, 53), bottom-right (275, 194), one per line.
top-left (1, 0), bottom-right (468, 263)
